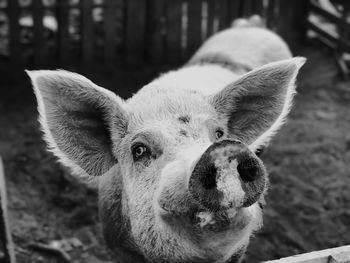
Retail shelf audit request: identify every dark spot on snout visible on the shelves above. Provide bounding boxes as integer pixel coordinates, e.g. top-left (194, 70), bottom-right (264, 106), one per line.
top-left (178, 115), bottom-right (190, 123)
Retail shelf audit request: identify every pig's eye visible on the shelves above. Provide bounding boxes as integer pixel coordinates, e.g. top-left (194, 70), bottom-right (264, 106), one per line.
top-left (132, 144), bottom-right (150, 160)
top-left (215, 129), bottom-right (224, 140)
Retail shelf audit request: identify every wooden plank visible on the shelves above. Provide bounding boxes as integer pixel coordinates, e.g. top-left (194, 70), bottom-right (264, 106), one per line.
top-left (33, 0), bottom-right (44, 68)
top-left (227, 0), bottom-right (241, 25)
top-left (265, 245), bottom-right (350, 263)
top-left (125, 0), bottom-right (146, 66)
top-left (187, 0), bottom-right (202, 58)
top-left (104, 0), bottom-right (119, 69)
top-left (253, 0), bottom-right (264, 15)
top-left (218, 0), bottom-right (229, 30)
top-left (57, 0), bottom-right (70, 67)
top-left (266, 0), bottom-right (276, 29)
top-left (307, 20), bottom-right (350, 53)
top-left (242, 0), bottom-right (253, 16)
top-left (0, 158), bottom-right (16, 263)
top-left (277, 0), bottom-right (308, 45)
top-left (206, 0), bottom-right (216, 37)
top-left (329, 251), bottom-right (350, 263)
top-left (81, 0), bottom-right (94, 72)
top-left (8, 0), bottom-right (22, 72)
top-left (165, 0), bottom-right (182, 63)
top-left (146, 0), bottom-right (165, 64)
top-left (309, 1), bottom-right (350, 30)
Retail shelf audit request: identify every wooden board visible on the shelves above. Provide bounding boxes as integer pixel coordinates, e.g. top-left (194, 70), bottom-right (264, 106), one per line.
top-left (8, 0), bottom-right (22, 72)
top-left (57, 0), bottom-right (70, 67)
top-left (104, 0), bottom-right (119, 69)
top-left (0, 158), bottom-right (16, 263)
top-left (242, 0), bottom-right (253, 16)
top-left (81, 0), bottom-right (94, 72)
top-left (265, 245), bottom-right (350, 263)
top-left (125, 0), bottom-right (146, 66)
top-left (146, 0), bottom-right (165, 64)
top-left (218, 0), bottom-right (229, 30)
top-left (228, 0), bottom-right (241, 24)
top-left (33, 0), bottom-right (44, 68)
top-left (187, 0), bottom-right (202, 58)
top-left (166, 0), bottom-right (182, 63)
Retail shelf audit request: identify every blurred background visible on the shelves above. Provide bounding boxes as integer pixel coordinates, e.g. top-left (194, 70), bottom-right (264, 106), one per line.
top-left (0, 0), bottom-right (350, 262)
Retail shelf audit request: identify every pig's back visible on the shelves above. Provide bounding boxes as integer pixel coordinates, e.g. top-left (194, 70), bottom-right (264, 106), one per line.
top-left (138, 27), bottom-right (292, 98)
top-left (188, 27), bottom-right (292, 71)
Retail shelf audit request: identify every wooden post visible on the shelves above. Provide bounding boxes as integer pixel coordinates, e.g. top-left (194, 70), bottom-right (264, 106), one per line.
top-left (228, 0), bottom-right (241, 22)
top-left (242, 0), bottom-right (253, 16)
top-left (187, 0), bottom-right (202, 58)
top-left (8, 0), bottom-right (22, 74)
top-left (253, 0), bottom-right (264, 16)
top-left (266, 0), bottom-right (277, 30)
top-left (81, 0), bottom-right (94, 72)
top-left (276, 0), bottom-right (309, 48)
top-left (207, 0), bottom-right (217, 37)
top-left (265, 245), bottom-right (350, 263)
top-left (166, 0), bottom-right (182, 64)
top-left (104, 0), bottom-right (120, 70)
top-left (125, 0), bottom-right (146, 66)
top-left (218, 0), bottom-right (229, 30)
top-left (0, 158), bottom-right (16, 263)
top-left (57, 0), bottom-right (70, 68)
top-left (146, 0), bottom-right (165, 64)
top-left (33, 0), bottom-right (44, 68)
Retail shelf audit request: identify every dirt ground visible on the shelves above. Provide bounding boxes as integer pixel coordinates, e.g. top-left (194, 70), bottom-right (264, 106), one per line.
top-left (1, 46), bottom-right (350, 263)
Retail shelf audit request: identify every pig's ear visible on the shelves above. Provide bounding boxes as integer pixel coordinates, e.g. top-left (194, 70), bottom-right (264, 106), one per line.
top-left (26, 70), bottom-right (128, 177)
top-left (209, 57), bottom-right (305, 151)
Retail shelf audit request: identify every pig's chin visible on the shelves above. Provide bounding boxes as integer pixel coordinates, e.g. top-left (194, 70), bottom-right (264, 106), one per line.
top-left (158, 204), bottom-right (252, 234)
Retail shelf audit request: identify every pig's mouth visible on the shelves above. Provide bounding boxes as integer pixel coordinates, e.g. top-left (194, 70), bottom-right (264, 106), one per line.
top-left (158, 140), bottom-right (267, 233)
top-left (158, 203), bottom-right (253, 233)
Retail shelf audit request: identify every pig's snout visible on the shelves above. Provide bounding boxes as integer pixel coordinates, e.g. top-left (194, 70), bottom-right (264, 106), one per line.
top-left (189, 140), bottom-right (267, 210)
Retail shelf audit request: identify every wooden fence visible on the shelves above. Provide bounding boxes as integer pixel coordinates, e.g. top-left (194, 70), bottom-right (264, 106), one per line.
top-left (306, 0), bottom-right (350, 77)
top-left (0, 0), bottom-right (307, 74)
top-left (265, 245), bottom-right (350, 263)
top-left (0, 158), bottom-right (16, 263)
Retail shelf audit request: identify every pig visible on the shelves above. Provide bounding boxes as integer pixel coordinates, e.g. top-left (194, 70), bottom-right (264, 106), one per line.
top-left (27, 19), bottom-right (305, 263)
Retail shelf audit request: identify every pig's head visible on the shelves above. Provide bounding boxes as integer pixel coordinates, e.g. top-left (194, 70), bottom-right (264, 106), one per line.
top-left (27, 57), bottom-right (304, 263)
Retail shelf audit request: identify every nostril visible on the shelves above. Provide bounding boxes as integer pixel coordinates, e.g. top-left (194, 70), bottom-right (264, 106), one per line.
top-left (237, 157), bottom-right (259, 182)
top-left (200, 164), bottom-right (217, 189)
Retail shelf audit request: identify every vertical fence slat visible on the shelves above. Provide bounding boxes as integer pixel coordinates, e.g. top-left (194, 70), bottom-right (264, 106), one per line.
top-left (8, 0), bottom-right (21, 73)
top-left (104, 0), bottom-right (117, 69)
top-left (187, 0), bottom-right (202, 58)
top-left (218, 0), bottom-right (229, 29)
top-left (207, 0), bottom-right (216, 37)
top-left (58, 0), bottom-right (70, 67)
top-left (242, 0), bottom-right (253, 16)
top-left (228, 0), bottom-right (240, 24)
top-left (146, 0), bottom-right (165, 64)
top-left (33, 0), bottom-right (44, 68)
top-left (125, 0), bottom-right (146, 66)
top-left (266, 0), bottom-right (276, 29)
top-left (276, 0), bottom-right (308, 47)
top-left (0, 158), bottom-right (16, 263)
top-left (253, 0), bottom-right (264, 15)
top-left (166, 0), bottom-right (182, 63)
top-left (81, 0), bottom-right (94, 72)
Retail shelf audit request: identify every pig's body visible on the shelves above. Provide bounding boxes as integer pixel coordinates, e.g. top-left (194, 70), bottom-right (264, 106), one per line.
top-left (28, 23), bottom-right (304, 263)
top-left (99, 27), bottom-right (292, 262)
